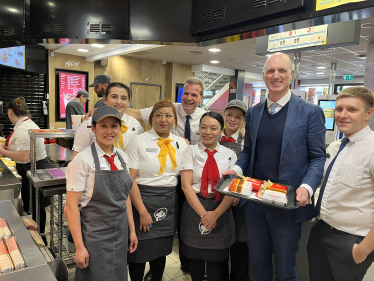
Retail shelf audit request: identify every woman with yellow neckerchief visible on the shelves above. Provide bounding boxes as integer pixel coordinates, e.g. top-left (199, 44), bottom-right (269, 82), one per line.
top-left (125, 100), bottom-right (188, 281)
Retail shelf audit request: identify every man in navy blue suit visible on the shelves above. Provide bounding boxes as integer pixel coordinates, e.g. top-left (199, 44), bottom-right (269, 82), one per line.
top-left (224, 52), bottom-right (326, 281)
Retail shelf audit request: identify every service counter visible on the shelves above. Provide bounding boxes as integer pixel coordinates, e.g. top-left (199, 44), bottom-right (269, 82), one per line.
top-left (45, 144), bottom-right (73, 165)
top-left (0, 159), bottom-right (21, 200)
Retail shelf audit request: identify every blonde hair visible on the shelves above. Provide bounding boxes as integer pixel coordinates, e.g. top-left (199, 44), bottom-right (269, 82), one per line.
top-left (184, 77), bottom-right (205, 96)
top-left (336, 87), bottom-right (374, 110)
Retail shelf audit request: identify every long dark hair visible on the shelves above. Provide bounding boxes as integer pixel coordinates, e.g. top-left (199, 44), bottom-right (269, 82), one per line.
top-left (8, 97), bottom-right (30, 117)
top-left (199, 111), bottom-right (224, 129)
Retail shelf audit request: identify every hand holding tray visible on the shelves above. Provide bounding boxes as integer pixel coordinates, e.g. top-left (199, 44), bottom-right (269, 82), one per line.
top-left (214, 175), bottom-right (299, 210)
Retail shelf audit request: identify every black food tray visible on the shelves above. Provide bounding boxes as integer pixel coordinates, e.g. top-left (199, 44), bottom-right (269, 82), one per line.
top-left (214, 175), bottom-right (299, 210)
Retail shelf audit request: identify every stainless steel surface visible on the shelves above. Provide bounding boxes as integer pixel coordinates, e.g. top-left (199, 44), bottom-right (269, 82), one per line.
top-left (28, 130), bottom-right (75, 140)
top-left (48, 259), bottom-right (69, 281)
top-left (0, 159), bottom-right (21, 198)
top-left (0, 264), bottom-right (57, 281)
top-left (45, 144), bottom-right (73, 163)
top-left (27, 170), bottom-right (66, 188)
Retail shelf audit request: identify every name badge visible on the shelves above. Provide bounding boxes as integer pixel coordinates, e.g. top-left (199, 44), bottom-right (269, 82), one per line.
top-left (196, 155), bottom-right (205, 163)
top-left (146, 148), bottom-right (158, 153)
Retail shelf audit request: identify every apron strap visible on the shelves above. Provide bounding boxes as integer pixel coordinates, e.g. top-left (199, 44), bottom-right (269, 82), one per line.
top-left (90, 142), bottom-right (102, 171)
top-left (116, 151), bottom-right (128, 170)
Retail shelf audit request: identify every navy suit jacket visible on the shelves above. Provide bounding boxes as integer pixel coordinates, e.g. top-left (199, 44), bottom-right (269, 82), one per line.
top-left (236, 93), bottom-right (326, 223)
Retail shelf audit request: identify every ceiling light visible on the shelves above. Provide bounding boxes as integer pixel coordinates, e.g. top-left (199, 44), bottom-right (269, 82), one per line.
top-left (77, 49), bottom-right (89, 52)
top-left (48, 2), bottom-right (55, 6)
top-left (208, 48), bottom-right (221, 52)
top-left (358, 54), bottom-right (367, 59)
top-left (210, 60), bottom-right (219, 64)
top-left (8, 8), bottom-right (18, 12)
top-left (316, 66), bottom-right (326, 69)
top-left (188, 51), bottom-right (205, 55)
top-left (316, 72), bottom-right (325, 75)
top-left (91, 44), bottom-right (105, 48)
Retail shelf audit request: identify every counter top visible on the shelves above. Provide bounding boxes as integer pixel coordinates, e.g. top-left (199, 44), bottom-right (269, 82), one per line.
top-left (0, 264), bottom-right (57, 281)
top-left (45, 144), bottom-right (73, 163)
top-left (0, 159), bottom-right (21, 194)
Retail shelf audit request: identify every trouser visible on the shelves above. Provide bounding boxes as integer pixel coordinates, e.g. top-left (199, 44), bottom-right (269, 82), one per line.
top-left (128, 256), bottom-right (166, 281)
top-left (307, 220), bottom-right (374, 281)
top-left (177, 176), bottom-right (190, 270)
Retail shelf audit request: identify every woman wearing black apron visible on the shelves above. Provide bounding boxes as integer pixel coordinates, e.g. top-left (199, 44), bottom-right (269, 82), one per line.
top-left (65, 106), bottom-right (137, 281)
top-left (180, 111), bottom-right (237, 281)
top-left (125, 100), bottom-right (188, 281)
top-left (0, 97), bottom-right (53, 238)
top-left (219, 100), bottom-right (251, 281)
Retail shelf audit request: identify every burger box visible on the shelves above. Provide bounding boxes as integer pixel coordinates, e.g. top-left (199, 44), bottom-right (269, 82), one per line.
top-left (214, 175), bottom-right (299, 210)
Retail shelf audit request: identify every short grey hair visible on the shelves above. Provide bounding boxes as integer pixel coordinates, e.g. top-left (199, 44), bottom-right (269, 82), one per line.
top-left (263, 52), bottom-right (295, 73)
top-left (184, 77), bottom-right (205, 96)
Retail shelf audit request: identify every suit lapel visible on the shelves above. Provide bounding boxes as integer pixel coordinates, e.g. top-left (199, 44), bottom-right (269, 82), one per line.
top-left (281, 93), bottom-right (303, 160)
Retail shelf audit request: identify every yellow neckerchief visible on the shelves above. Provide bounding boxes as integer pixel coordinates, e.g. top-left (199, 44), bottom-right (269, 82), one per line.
top-left (114, 122), bottom-right (128, 150)
top-left (156, 137), bottom-right (177, 175)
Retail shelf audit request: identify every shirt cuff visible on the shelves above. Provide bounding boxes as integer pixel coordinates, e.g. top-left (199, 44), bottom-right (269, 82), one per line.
top-left (232, 165), bottom-right (243, 176)
top-left (300, 184), bottom-right (313, 204)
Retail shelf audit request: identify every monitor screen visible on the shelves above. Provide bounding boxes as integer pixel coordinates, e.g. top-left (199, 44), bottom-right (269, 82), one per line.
top-left (318, 100), bottom-right (336, 131)
top-left (176, 84), bottom-right (184, 103)
top-left (55, 69), bottom-right (88, 121)
top-left (0, 46), bottom-right (25, 70)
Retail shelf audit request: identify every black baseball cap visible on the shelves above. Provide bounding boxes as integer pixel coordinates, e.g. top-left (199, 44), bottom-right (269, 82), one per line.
top-left (225, 99), bottom-right (247, 115)
top-left (92, 106), bottom-right (122, 123)
top-left (89, 74), bottom-right (111, 87)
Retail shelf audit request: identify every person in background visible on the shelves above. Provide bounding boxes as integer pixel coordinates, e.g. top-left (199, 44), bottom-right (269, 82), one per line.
top-left (223, 52), bottom-right (326, 281)
top-left (219, 99), bottom-right (251, 281)
top-left (308, 87), bottom-right (374, 281)
top-left (0, 97), bottom-right (54, 240)
top-left (65, 106), bottom-right (137, 281)
top-left (126, 100), bottom-right (188, 281)
top-left (89, 74), bottom-right (111, 108)
top-left (66, 90), bottom-right (90, 129)
top-left (73, 82), bottom-right (143, 158)
top-left (180, 112), bottom-right (237, 281)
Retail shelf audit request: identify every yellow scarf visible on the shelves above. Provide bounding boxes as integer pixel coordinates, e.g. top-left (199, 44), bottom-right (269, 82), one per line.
top-left (157, 138), bottom-right (177, 175)
top-left (114, 123), bottom-right (128, 150)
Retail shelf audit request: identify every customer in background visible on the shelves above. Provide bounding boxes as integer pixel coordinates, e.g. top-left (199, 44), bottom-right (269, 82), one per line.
top-left (308, 87), bottom-right (374, 281)
top-left (0, 97), bottom-right (54, 239)
top-left (89, 74), bottom-right (111, 108)
top-left (219, 100), bottom-right (251, 281)
top-left (65, 106), bottom-right (137, 281)
top-left (65, 90), bottom-right (90, 129)
top-left (126, 100), bottom-right (188, 281)
top-left (180, 112), bottom-right (237, 281)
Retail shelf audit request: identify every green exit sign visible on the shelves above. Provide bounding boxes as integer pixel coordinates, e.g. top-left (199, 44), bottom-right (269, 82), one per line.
top-left (343, 75), bottom-right (354, 81)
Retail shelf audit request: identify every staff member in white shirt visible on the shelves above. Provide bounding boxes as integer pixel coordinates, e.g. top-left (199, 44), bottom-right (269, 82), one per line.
top-left (65, 106), bottom-right (137, 281)
top-left (180, 112), bottom-right (237, 281)
top-left (73, 82), bottom-right (143, 157)
top-left (307, 87), bottom-right (374, 281)
top-left (0, 97), bottom-right (54, 239)
top-left (126, 100), bottom-right (188, 281)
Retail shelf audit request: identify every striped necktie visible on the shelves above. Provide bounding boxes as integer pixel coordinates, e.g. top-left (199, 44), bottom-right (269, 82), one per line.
top-left (270, 103), bottom-right (278, 115)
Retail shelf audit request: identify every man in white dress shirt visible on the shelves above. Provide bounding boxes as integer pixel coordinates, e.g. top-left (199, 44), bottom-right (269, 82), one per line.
top-left (307, 86), bottom-right (374, 281)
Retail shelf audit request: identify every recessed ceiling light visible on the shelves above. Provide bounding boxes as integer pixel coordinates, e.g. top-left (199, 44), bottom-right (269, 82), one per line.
top-left (316, 66), bottom-right (327, 69)
top-left (210, 60), bottom-right (219, 64)
top-left (77, 49), bottom-right (89, 52)
top-left (48, 2), bottom-right (55, 6)
top-left (316, 72), bottom-right (325, 75)
top-left (91, 44), bottom-right (105, 48)
top-left (8, 8), bottom-right (17, 12)
top-left (188, 51), bottom-right (205, 55)
top-left (208, 48), bottom-right (221, 52)
top-left (358, 54), bottom-right (367, 59)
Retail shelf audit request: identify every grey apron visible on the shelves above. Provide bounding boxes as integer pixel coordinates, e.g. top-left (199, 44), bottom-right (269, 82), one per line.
top-left (181, 196), bottom-right (235, 250)
top-left (132, 184), bottom-right (177, 240)
top-left (219, 130), bottom-right (243, 157)
top-left (75, 143), bottom-right (133, 281)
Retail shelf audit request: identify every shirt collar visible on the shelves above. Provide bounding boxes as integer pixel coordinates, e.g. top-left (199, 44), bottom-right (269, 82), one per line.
top-left (344, 125), bottom-right (372, 144)
top-left (94, 141), bottom-right (117, 157)
top-left (180, 104), bottom-right (200, 119)
top-left (149, 127), bottom-right (175, 141)
top-left (14, 116), bottom-right (30, 130)
top-left (197, 142), bottom-right (223, 153)
top-left (267, 90), bottom-right (291, 109)
top-left (221, 129), bottom-right (239, 141)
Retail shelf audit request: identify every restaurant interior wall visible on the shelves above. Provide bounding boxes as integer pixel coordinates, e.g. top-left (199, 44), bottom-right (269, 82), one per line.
top-left (0, 65), bottom-right (47, 136)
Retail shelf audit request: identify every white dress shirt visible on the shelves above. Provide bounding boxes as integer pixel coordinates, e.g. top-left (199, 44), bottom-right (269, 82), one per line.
top-left (320, 126), bottom-right (374, 237)
top-left (66, 141), bottom-right (130, 208)
top-left (221, 129), bottom-right (244, 151)
top-left (125, 128), bottom-right (188, 187)
top-left (140, 103), bottom-right (207, 145)
top-left (181, 142), bottom-right (237, 193)
top-left (7, 116), bottom-right (47, 163)
top-left (73, 113), bottom-right (143, 152)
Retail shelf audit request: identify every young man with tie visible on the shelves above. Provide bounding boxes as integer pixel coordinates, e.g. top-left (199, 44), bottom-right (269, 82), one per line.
top-left (223, 52), bottom-right (326, 281)
top-left (307, 87), bottom-right (374, 281)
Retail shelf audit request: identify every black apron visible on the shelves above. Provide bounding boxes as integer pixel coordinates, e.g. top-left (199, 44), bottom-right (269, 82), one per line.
top-left (75, 143), bottom-right (132, 281)
top-left (181, 196), bottom-right (235, 250)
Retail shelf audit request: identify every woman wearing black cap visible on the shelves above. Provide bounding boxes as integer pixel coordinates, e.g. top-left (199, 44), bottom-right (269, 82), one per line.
top-left (65, 106), bottom-right (137, 281)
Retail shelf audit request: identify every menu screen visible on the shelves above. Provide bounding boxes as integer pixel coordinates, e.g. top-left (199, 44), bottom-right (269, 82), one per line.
top-left (0, 46), bottom-right (25, 70)
top-left (319, 100), bottom-right (336, 131)
top-left (58, 72), bottom-right (87, 119)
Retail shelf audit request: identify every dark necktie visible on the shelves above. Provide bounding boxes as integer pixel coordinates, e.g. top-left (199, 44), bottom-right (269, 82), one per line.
top-left (184, 115), bottom-right (191, 143)
top-left (103, 153), bottom-right (118, 171)
top-left (315, 138), bottom-right (349, 216)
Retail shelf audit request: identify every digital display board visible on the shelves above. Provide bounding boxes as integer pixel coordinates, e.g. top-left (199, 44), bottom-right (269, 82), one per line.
top-left (175, 84), bottom-right (184, 103)
top-left (55, 69), bottom-right (89, 122)
top-left (0, 46), bottom-right (25, 70)
top-left (318, 100), bottom-right (336, 131)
